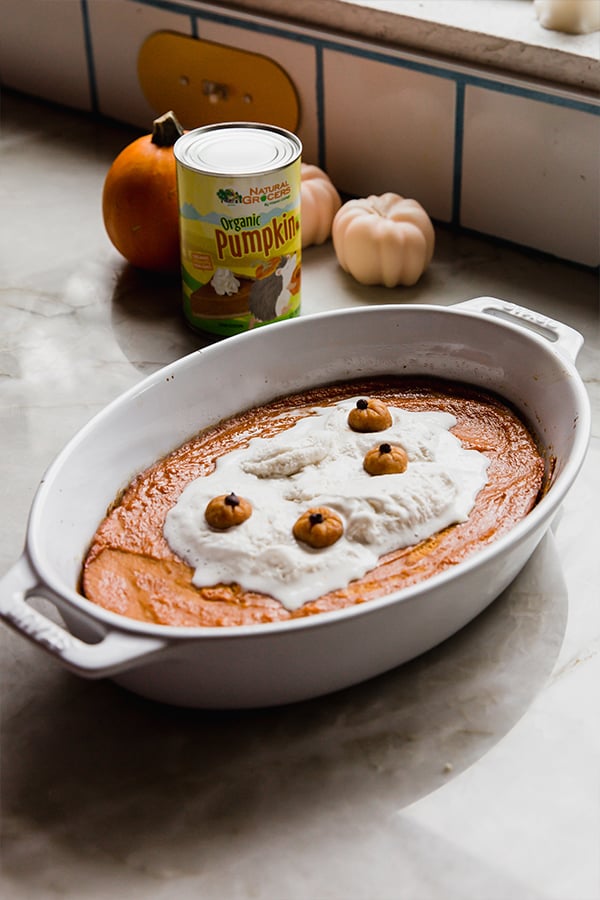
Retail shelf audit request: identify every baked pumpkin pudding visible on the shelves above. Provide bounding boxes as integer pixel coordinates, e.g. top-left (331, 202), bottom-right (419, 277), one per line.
top-left (81, 377), bottom-right (545, 627)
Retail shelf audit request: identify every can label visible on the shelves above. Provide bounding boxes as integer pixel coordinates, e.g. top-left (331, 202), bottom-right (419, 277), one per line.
top-left (175, 125), bottom-right (302, 337)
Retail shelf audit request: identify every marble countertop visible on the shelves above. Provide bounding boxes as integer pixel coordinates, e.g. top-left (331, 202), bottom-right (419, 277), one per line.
top-left (1, 91), bottom-right (599, 900)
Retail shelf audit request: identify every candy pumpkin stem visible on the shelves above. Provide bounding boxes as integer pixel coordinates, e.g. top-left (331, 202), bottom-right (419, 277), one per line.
top-left (151, 110), bottom-right (184, 147)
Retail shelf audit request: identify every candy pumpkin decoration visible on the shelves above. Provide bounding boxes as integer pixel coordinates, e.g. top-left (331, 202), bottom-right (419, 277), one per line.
top-left (102, 111), bottom-right (184, 273)
top-left (204, 492), bottom-right (253, 530)
top-left (293, 507), bottom-right (344, 549)
top-left (300, 164), bottom-right (342, 248)
top-left (363, 442), bottom-right (408, 476)
top-left (332, 192), bottom-right (435, 287)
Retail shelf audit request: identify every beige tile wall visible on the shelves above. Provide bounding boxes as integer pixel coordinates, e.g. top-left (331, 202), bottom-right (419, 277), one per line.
top-left (322, 47), bottom-right (457, 222)
top-left (461, 86), bottom-right (599, 264)
top-left (0, 0), bottom-right (598, 266)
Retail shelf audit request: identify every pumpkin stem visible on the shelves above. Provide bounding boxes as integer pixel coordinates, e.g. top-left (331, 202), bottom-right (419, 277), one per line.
top-left (151, 110), bottom-right (184, 147)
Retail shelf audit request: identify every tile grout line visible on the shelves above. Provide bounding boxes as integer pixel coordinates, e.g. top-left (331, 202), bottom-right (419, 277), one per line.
top-left (452, 79), bottom-right (466, 228)
top-left (315, 43), bottom-right (326, 171)
top-left (80, 0), bottom-right (99, 114)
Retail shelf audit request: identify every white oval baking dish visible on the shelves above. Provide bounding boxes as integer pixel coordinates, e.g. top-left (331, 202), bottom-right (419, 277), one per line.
top-left (0, 297), bottom-right (591, 708)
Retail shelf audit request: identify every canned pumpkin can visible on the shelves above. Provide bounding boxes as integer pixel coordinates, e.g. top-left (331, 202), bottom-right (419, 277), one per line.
top-left (174, 123), bottom-right (302, 336)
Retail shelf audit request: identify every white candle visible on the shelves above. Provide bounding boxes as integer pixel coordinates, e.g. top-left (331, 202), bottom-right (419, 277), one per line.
top-left (534, 0), bottom-right (600, 34)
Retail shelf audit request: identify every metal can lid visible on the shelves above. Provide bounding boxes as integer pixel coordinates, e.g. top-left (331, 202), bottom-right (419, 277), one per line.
top-left (174, 122), bottom-right (302, 176)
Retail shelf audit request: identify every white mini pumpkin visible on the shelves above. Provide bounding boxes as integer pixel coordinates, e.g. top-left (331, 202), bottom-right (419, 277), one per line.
top-left (300, 164), bottom-right (342, 248)
top-left (332, 192), bottom-right (435, 287)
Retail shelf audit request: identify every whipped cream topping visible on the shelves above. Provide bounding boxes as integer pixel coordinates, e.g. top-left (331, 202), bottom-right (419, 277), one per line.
top-left (210, 267), bottom-right (240, 296)
top-left (163, 399), bottom-right (490, 610)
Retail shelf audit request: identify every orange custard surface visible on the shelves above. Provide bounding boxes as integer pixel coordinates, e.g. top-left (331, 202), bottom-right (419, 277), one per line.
top-left (81, 377), bottom-right (545, 627)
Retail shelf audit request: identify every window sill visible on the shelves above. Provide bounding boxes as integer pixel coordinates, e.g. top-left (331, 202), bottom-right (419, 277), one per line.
top-left (226, 0), bottom-right (599, 93)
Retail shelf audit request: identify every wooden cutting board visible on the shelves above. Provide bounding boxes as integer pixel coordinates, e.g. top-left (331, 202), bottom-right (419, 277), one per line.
top-left (138, 31), bottom-right (300, 132)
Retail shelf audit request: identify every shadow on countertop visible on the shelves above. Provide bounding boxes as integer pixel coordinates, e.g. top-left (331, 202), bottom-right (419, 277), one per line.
top-left (109, 265), bottom-right (213, 373)
top-left (0, 533), bottom-right (567, 892)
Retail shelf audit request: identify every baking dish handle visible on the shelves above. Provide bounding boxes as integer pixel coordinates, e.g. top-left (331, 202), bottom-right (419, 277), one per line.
top-left (0, 556), bottom-right (168, 678)
top-left (454, 296), bottom-right (584, 363)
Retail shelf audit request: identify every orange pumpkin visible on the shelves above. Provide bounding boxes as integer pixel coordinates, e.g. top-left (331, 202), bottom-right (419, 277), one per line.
top-left (102, 111), bottom-right (184, 273)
